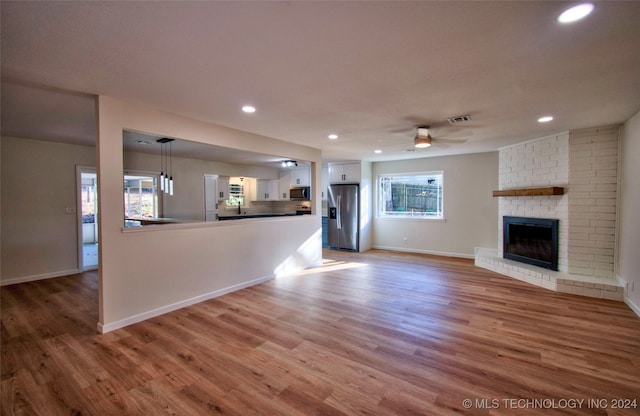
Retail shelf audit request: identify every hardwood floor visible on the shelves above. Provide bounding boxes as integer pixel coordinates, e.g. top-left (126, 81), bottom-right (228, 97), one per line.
top-left (2, 249), bottom-right (639, 415)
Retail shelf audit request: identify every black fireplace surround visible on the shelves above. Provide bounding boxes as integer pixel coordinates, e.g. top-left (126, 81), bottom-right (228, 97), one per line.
top-left (503, 216), bottom-right (559, 271)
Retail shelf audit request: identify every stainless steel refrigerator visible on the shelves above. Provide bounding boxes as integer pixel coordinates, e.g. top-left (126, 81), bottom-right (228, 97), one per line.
top-left (328, 184), bottom-right (359, 251)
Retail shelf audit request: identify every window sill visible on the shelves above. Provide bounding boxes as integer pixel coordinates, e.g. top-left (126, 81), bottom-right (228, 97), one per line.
top-left (377, 216), bottom-right (446, 222)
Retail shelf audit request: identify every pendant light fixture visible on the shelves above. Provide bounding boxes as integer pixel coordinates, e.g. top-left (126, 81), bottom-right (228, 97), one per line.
top-left (159, 140), bottom-right (165, 192)
top-left (157, 138), bottom-right (175, 196)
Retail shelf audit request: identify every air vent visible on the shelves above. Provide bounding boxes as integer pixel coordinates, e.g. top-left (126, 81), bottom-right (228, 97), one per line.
top-left (446, 115), bottom-right (471, 124)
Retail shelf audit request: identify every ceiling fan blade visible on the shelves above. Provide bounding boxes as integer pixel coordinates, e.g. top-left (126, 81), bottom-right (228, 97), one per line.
top-left (432, 138), bottom-right (467, 144)
top-left (431, 127), bottom-right (474, 140)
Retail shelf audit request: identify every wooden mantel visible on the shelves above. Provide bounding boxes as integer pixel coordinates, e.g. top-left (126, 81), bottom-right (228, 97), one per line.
top-left (492, 186), bottom-right (565, 197)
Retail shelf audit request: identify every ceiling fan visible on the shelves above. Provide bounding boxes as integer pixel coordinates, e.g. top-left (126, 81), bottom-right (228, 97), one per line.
top-left (382, 116), bottom-right (473, 152)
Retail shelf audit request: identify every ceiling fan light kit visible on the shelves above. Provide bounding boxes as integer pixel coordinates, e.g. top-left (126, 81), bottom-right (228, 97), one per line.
top-left (414, 136), bottom-right (432, 148)
top-left (414, 126), bottom-right (432, 148)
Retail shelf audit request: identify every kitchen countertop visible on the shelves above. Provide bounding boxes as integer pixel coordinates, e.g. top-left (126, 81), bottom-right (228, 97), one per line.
top-left (218, 213), bottom-right (299, 221)
top-left (125, 217), bottom-right (188, 226)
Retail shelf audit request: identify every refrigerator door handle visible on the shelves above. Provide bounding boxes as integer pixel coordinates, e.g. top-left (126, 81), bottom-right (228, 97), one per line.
top-left (336, 195), bottom-right (342, 230)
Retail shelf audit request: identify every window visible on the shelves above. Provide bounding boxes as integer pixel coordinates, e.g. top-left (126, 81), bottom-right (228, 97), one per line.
top-left (378, 172), bottom-right (443, 219)
top-left (226, 179), bottom-right (245, 208)
top-left (124, 174), bottom-right (159, 219)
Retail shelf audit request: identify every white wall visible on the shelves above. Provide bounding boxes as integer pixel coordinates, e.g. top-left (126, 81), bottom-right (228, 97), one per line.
top-left (1, 136), bottom-right (96, 284)
top-left (372, 152), bottom-right (498, 257)
top-left (97, 96), bottom-right (323, 332)
top-left (0, 136), bottom-right (302, 284)
top-left (618, 109), bottom-right (640, 313)
top-left (359, 161), bottom-right (373, 252)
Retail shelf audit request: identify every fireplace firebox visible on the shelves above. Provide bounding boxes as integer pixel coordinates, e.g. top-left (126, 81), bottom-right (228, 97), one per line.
top-left (503, 216), bottom-right (559, 271)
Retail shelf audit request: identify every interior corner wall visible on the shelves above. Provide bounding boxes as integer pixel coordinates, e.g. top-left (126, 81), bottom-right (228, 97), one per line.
top-left (359, 161), bottom-right (373, 252)
top-left (372, 152), bottom-right (499, 257)
top-left (618, 109), bottom-right (640, 312)
top-left (1, 136), bottom-right (96, 284)
top-left (97, 96), bottom-right (322, 332)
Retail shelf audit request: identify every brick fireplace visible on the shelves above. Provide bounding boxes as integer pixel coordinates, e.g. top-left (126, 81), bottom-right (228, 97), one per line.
top-left (475, 126), bottom-right (623, 300)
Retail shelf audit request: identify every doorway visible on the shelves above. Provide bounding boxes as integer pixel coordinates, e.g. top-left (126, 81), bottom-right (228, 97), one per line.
top-left (77, 167), bottom-right (98, 271)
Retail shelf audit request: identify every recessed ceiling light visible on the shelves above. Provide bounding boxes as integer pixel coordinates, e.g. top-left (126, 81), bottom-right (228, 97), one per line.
top-left (328, 134), bottom-right (338, 140)
top-left (557, 3), bottom-right (595, 24)
top-left (374, 149), bottom-right (382, 154)
top-left (242, 105), bottom-right (256, 113)
top-left (538, 116), bottom-right (554, 123)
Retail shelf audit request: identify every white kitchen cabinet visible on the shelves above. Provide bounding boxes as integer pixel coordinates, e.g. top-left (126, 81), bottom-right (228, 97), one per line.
top-left (329, 163), bottom-right (360, 184)
top-left (217, 176), bottom-right (230, 200)
top-left (279, 174), bottom-right (290, 200)
top-left (290, 166), bottom-right (310, 187)
top-left (256, 179), bottom-right (279, 201)
top-left (321, 164), bottom-right (329, 200)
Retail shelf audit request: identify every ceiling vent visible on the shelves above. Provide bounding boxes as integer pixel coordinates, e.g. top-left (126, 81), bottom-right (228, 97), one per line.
top-left (446, 115), bottom-right (471, 124)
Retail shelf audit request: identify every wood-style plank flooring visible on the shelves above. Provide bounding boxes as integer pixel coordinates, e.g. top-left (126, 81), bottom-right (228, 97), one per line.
top-left (2, 249), bottom-right (640, 415)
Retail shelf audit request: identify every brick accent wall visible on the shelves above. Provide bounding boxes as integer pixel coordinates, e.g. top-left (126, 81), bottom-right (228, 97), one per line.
top-left (498, 133), bottom-right (570, 272)
top-left (568, 127), bottom-right (619, 278)
top-left (498, 126), bottom-right (619, 279)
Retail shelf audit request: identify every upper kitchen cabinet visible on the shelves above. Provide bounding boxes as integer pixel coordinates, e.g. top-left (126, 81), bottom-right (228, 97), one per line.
top-left (282, 162), bottom-right (311, 187)
top-left (217, 176), bottom-right (230, 200)
top-left (321, 164), bottom-right (329, 200)
top-left (329, 162), bottom-right (360, 184)
top-left (290, 165), bottom-right (310, 187)
top-left (279, 174), bottom-right (290, 200)
top-left (255, 179), bottom-right (280, 201)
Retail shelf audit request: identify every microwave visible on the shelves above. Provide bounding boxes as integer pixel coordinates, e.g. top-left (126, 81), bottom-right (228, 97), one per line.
top-left (290, 186), bottom-right (310, 200)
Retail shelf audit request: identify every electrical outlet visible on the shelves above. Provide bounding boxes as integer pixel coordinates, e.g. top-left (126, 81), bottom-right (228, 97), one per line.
top-left (403, 237), bottom-right (408, 245)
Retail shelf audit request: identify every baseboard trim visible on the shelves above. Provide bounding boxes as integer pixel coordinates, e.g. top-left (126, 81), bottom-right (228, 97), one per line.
top-left (625, 296), bottom-right (640, 318)
top-left (1, 269), bottom-right (81, 286)
top-left (97, 274), bottom-right (275, 334)
top-left (372, 245), bottom-right (474, 260)
top-left (617, 274), bottom-right (640, 318)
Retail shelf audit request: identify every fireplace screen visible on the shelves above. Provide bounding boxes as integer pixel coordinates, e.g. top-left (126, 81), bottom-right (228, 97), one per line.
top-left (503, 216), bottom-right (559, 271)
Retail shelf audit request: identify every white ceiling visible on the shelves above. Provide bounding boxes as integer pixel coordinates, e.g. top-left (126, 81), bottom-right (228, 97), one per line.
top-left (2, 1), bottom-right (640, 164)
